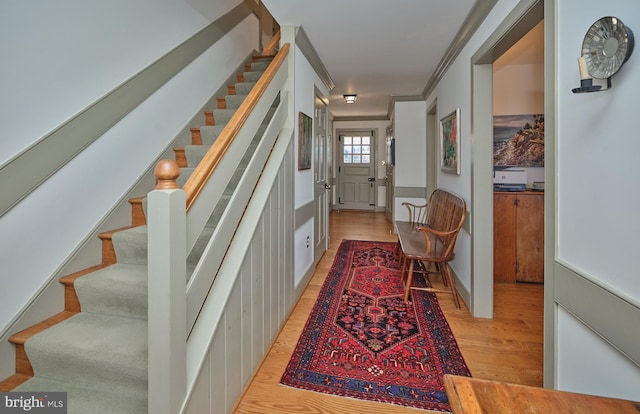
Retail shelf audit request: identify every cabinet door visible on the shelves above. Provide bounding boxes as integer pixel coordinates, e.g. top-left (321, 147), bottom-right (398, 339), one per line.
top-left (515, 194), bottom-right (544, 282)
top-left (494, 194), bottom-right (517, 283)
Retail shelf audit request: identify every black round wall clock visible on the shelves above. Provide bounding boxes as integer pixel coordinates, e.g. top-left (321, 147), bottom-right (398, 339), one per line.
top-left (581, 16), bottom-right (634, 79)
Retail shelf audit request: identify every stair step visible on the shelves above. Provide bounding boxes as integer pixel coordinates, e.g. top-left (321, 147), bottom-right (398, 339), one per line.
top-left (184, 145), bottom-right (211, 167)
top-left (246, 61), bottom-right (270, 72)
top-left (234, 82), bottom-right (257, 95)
top-left (108, 204), bottom-right (233, 276)
top-left (60, 264), bottom-right (110, 312)
top-left (205, 111), bottom-right (214, 126)
top-left (241, 71), bottom-right (264, 82)
top-left (216, 95), bottom-right (248, 110)
top-left (16, 313), bottom-right (147, 396)
top-left (129, 197), bottom-right (146, 226)
top-left (174, 146), bottom-right (187, 168)
top-left (190, 127), bottom-right (202, 145)
top-left (201, 125), bottom-right (225, 145)
top-left (7, 311), bottom-right (77, 378)
top-left (111, 225), bottom-right (148, 265)
top-left (251, 54), bottom-right (275, 62)
top-left (74, 263), bottom-right (148, 320)
top-left (211, 108), bottom-right (236, 125)
top-left (98, 226), bottom-right (136, 265)
top-left (0, 374), bottom-right (30, 392)
top-left (224, 94), bottom-right (248, 109)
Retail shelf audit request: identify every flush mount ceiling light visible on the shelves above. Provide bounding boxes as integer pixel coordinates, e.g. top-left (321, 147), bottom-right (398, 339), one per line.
top-left (343, 94), bottom-right (357, 104)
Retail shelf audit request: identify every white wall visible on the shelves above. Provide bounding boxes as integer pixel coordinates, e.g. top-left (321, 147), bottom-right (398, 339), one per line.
top-left (0, 0), bottom-right (241, 164)
top-left (555, 0), bottom-right (640, 399)
top-left (0, 0), bottom-right (259, 336)
top-left (394, 101), bottom-right (427, 188)
top-left (292, 43), bottom-right (330, 287)
top-left (557, 2), bottom-right (640, 305)
top-left (391, 101), bottom-right (428, 222)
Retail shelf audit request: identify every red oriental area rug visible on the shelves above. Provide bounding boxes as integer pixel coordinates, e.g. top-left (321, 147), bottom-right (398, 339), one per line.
top-left (280, 239), bottom-right (471, 412)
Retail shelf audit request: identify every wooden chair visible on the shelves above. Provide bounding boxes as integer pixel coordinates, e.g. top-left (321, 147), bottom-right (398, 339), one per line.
top-left (400, 189), bottom-right (466, 309)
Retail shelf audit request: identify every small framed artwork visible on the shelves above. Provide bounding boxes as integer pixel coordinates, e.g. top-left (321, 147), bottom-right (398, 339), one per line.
top-left (440, 108), bottom-right (460, 175)
top-left (298, 112), bottom-right (312, 170)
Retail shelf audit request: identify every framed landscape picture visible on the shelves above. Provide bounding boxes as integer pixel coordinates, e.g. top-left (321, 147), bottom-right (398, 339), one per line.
top-left (440, 108), bottom-right (460, 175)
top-left (493, 114), bottom-right (544, 167)
top-left (298, 112), bottom-right (312, 170)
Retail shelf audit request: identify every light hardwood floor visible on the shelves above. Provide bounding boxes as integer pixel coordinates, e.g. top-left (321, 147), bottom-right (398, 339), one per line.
top-left (234, 211), bottom-right (543, 413)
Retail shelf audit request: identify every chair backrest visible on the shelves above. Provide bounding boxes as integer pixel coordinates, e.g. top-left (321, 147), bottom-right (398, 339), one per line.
top-left (402, 202), bottom-right (429, 224)
top-left (422, 189), bottom-right (467, 258)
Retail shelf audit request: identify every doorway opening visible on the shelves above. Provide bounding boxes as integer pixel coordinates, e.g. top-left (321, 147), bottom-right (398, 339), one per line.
top-left (470, 0), bottom-right (543, 318)
top-left (336, 129), bottom-right (376, 211)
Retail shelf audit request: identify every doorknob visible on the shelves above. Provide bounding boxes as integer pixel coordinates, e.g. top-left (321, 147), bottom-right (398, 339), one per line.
top-left (324, 183), bottom-right (331, 190)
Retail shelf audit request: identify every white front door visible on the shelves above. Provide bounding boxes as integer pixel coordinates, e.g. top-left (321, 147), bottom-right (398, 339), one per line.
top-left (338, 131), bottom-right (375, 210)
top-left (313, 94), bottom-right (329, 262)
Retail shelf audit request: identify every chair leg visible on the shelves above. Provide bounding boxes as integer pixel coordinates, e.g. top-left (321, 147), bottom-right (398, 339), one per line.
top-left (441, 262), bottom-right (461, 309)
top-left (399, 252), bottom-right (407, 283)
top-left (436, 262), bottom-right (449, 287)
top-left (403, 259), bottom-right (415, 303)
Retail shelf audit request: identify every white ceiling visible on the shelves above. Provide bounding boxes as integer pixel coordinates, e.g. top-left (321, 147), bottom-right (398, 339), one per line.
top-left (261, 0), bottom-right (477, 119)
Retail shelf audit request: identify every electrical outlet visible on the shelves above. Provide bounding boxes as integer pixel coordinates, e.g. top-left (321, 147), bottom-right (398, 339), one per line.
top-left (306, 236), bottom-right (310, 248)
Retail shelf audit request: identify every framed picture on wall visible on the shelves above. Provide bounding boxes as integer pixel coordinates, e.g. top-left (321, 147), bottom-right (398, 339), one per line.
top-left (493, 114), bottom-right (544, 167)
top-left (298, 112), bottom-right (312, 170)
top-left (440, 108), bottom-right (460, 175)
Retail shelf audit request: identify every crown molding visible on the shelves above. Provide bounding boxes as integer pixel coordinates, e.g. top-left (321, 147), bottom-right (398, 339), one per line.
top-left (295, 26), bottom-right (335, 91)
top-left (422, 0), bottom-right (499, 98)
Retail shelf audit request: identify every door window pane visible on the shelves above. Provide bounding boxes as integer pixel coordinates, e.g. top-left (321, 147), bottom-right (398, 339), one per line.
top-left (342, 135), bottom-right (372, 164)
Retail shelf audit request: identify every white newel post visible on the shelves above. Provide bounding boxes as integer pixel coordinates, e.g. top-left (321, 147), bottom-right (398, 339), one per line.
top-left (147, 160), bottom-right (187, 414)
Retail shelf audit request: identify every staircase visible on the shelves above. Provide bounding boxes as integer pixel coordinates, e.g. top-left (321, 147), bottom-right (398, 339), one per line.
top-left (0, 54), bottom-right (277, 413)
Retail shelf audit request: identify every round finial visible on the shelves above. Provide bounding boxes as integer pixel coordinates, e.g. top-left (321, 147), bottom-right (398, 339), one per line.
top-left (154, 159), bottom-right (180, 190)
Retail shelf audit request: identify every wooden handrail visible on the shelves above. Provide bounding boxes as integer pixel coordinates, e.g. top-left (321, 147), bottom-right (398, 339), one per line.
top-left (182, 42), bottom-right (290, 211)
top-left (263, 31), bottom-right (280, 55)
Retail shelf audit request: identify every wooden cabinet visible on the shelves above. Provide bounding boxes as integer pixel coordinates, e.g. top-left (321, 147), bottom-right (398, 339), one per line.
top-left (494, 192), bottom-right (544, 283)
